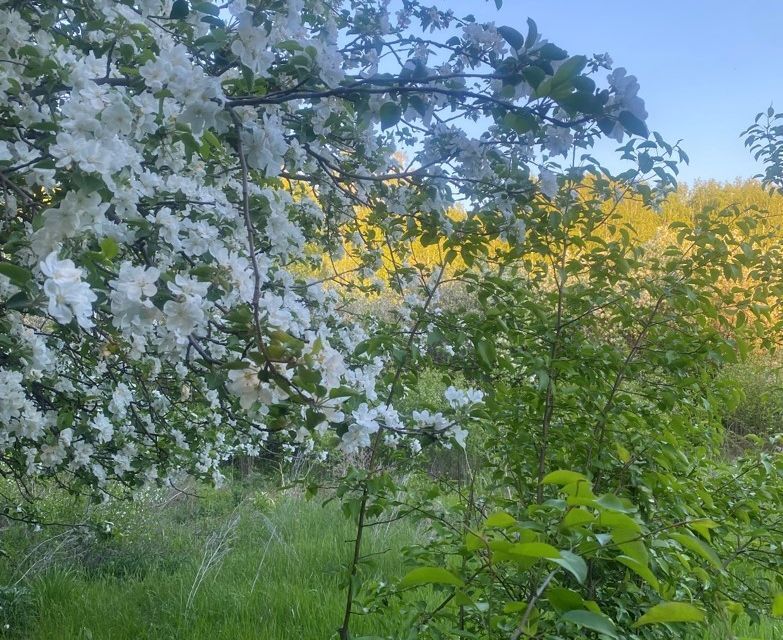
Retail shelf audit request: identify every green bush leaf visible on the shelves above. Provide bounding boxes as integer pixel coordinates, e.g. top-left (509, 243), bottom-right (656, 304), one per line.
top-left (511, 542), bottom-right (560, 559)
top-left (465, 532), bottom-right (486, 551)
top-left (598, 511), bottom-right (640, 532)
top-left (595, 493), bottom-right (635, 513)
top-left (379, 102), bottom-right (401, 130)
top-left (400, 567), bottom-right (463, 588)
top-left (193, 1), bottom-right (219, 15)
top-left (4, 291), bottom-right (33, 310)
top-left (550, 550), bottom-right (588, 584)
top-left (502, 601), bottom-right (527, 614)
top-left (476, 337), bottom-right (495, 368)
top-left (0, 262), bottom-right (33, 287)
top-left (539, 43), bottom-right (568, 61)
top-left (687, 518), bottom-right (719, 542)
top-left (542, 470), bottom-right (588, 486)
top-left (526, 18), bottom-right (538, 48)
top-left (497, 26), bottom-right (525, 51)
top-left (170, 0), bottom-right (190, 19)
top-left (552, 55), bottom-right (587, 87)
top-left (503, 111), bottom-right (536, 134)
top-left (772, 593), bottom-right (783, 617)
top-left (616, 555), bottom-right (660, 593)
top-left (669, 532), bottom-right (721, 570)
top-left (548, 586), bottom-right (585, 612)
top-left (619, 110), bottom-right (649, 138)
top-left (563, 508), bottom-right (595, 528)
top-left (561, 610), bottom-right (618, 638)
top-left (485, 511), bottom-right (516, 528)
top-left (633, 602), bottom-right (705, 627)
top-left (100, 237), bottom-right (119, 260)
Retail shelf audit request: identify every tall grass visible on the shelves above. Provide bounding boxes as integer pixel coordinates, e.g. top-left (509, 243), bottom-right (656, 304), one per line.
top-left (0, 482), bottom-right (420, 639)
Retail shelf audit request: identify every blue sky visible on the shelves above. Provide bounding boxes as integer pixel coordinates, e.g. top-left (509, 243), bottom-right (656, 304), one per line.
top-left (446, 0), bottom-right (783, 184)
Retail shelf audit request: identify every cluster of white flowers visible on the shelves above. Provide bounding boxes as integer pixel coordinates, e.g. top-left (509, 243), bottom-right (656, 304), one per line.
top-left (606, 68), bottom-right (648, 141)
top-left (463, 22), bottom-right (507, 54)
top-left (444, 386), bottom-right (485, 409)
top-left (230, 11), bottom-right (275, 78)
top-left (539, 168), bottom-right (559, 199)
top-left (411, 409), bottom-right (468, 449)
top-left (341, 403), bottom-right (382, 454)
top-left (0, 368), bottom-right (47, 443)
top-left (40, 252), bottom-right (97, 329)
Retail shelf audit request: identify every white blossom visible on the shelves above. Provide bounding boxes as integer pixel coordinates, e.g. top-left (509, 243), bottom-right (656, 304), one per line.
top-left (40, 251), bottom-right (96, 329)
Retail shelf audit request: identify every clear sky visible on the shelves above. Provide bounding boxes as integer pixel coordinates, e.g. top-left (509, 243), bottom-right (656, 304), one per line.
top-left (446, 0), bottom-right (783, 184)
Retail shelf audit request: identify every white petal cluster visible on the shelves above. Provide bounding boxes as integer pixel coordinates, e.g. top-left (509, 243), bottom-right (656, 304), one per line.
top-left (341, 403), bottom-right (381, 454)
top-left (40, 252), bottom-right (96, 329)
top-left (444, 386), bottom-right (485, 409)
top-left (607, 68), bottom-right (648, 141)
top-left (231, 12), bottom-right (276, 78)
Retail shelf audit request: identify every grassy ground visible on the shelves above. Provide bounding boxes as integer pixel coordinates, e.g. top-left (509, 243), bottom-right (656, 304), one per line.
top-left (0, 480), bottom-right (421, 639)
top-left (0, 478), bottom-right (778, 639)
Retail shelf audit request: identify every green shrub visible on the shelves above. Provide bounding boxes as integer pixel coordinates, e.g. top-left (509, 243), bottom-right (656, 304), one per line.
top-left (720, 357), bottom-right (783, 443)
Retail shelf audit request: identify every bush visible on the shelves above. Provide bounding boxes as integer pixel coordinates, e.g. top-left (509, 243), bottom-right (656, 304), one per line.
top-left (720, 356), bottom-right (783, 444)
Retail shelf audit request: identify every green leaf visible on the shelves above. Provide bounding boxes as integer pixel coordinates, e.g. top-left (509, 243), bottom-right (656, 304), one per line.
top-left (526, 18), bottom-right (538, 48)
top-left (0, 262), bottom-right (33, 287)
top-left (534, 77), bottom-right (553, 99)
top-left (595, 493), bottom-right (635, 513)
top-left (550, 550), bottom-right (588, 584)
top-left (563, 508), bottom-right (595, 528)
top-left (636, 151), bottom-right (653, 173)
top-left (616, 555), bottom-right (660, 593)
top-left (476, 338), bottom-right (495, 368)
top-left (400, 567), bottom-right (464, 588)
top-left (200, 14), bottom-right (224, 26)
top-left (633, 602), bottom-right (705, 627)
top-left (408, 95), bottom-right (428, 118)
top-left (561, 610), bottom-right (618, 638)
top-left (485, 511), bottom-right (516, 528)
top-left (502, 600), bottom-right (527, 614)
top-left (74, 174), bottom-right (105, 195)
top-left (466, 532), bottom-right (486, 551)
top-left (539, 43), bottom-right (568, 61)
top-left (688, 519), bottom-right (719, 542)
top-left (100, 237), bottom-right (119, 260)
top-left (619, 110), bottom-right (649, 138)
top-left (193, 1), bottom-right (219, 15)
top-left (772, 593), bottom-right (783, 617)
top-left (522, 66), bottom-right (546, 89)
top-left (511, 542), bottom-right (560, 559)
top-left (497, 26), bottom-right (525, 51)
top-left (379, 102), bottom-right (401, 130)
top-left (552, 55), bottom-right (587, 87)
top-left (669, 532), bottom-right (721, 570)
top-left (597, 511), bottom-right (640, 532)
top-left (548, 587), bottom-right (585, 612)
top-left (170, 0), bottom-right (190, 19)
top-left (618, 539), bottom-right (649, 566)
top-left (503, 111), bottom-right (536, 134)
top-left (542, 470), bottom-right (588, 486)
top-left (4, 291), bottom-right (33, 310)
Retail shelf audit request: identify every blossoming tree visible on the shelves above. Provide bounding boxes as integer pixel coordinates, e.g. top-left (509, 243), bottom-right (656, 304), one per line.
top-left (0, 0), bottom-right (657, 498)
